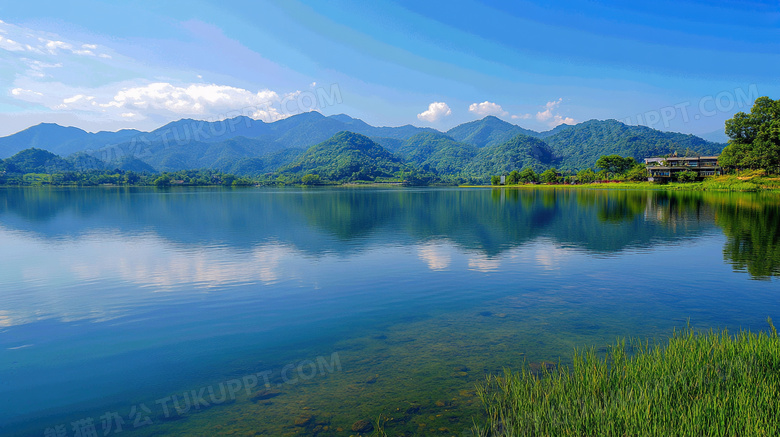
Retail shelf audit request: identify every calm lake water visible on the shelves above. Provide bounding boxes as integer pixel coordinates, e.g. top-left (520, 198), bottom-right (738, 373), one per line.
top-left (1, 186), bottom-right (778, 436)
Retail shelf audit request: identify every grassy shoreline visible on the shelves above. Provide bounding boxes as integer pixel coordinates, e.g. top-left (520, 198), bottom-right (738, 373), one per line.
top-left (474, 320), bottom-right (780, 436)
top-left (462, 173), bottom-right (780, 193)
top-left (4, 173), bottom-right (780, 192)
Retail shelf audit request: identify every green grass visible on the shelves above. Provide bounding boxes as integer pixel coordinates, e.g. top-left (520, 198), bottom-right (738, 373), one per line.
top-left (462, 173), bottom-right (780, 193)
top-left (474, 320), bottom-right (780, 436)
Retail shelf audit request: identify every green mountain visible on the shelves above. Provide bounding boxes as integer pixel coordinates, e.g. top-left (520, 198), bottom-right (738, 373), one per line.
top-left (219, 148), bottom-right (306, 176)
top-left (328, 114), bottom-right (438, 139)
top-left (149, 116), bottom-right (270, 143)
top-left (396, 132), bottom-right (477, 175)
top-left (279, 131), bottom-right (407, 181)
top-left (0, 112), bottom-right (437, 163)
top-left (544, 119), bottom-right (725, 170)
top-left (77, 112), bottom-right (436, 173)
top-left (370, 137), bottom-right (404, 152)
top-left (1, 148), bottom-right (73, 173)
top-left (447, 115), bottom-right (540, 147)
top-left (112, 157), bottom-right (156, 173)
top-left (85, 135), bottom-right (285, 173)
top-left (0, 124), bottom-right (86, 159)
top-left (0, 114), bottom-right (729, 182)
top-left (463, 134), bottom-right (557, 178)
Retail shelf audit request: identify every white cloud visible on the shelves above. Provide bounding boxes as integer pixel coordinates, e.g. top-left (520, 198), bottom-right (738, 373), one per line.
top-left (535, 98), bottom-right (575, 127)
top-left (0, 35), bottom-right (34, 52)
top-left (32, 82), bottom-right (298, 122)
top-left (550, 115), bottom-right (575, 127)
top-left (417, 101), bottom-right (451, 122)
top-left (0, 20), bottom-right (108, 57)
top-left (535, 98), bottom-right (562, 122)
top-left (44, 39), bottom-right (72, 54)
top-left (100, 82), bottom-right (282, 115)
top-left (41, 39), bottom-right (100, 57)
top-left (55, 94), bottom-right (97, 110)
top-left (1, 20), bottom-right (314, 126)
top-left (10, 88), bottom-right (43, 98)
top-left (11, 88), bottom-right (43, 103)
top-left (21, 59), bottom-right (62, 78)
top-left (468, 101), bottom-right (508, 117)
top-left (63, 94), bottom-right (94, 104)
top-left (511, 113), bottom-right (532, 120)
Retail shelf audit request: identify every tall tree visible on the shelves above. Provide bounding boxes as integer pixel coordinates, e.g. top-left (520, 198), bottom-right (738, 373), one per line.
top-left (540, 168), bottom-right (559, 184)
top-left (517, 167), bottom-right (539, 183)
top-left (595, 154), bottom-right (636, 176)
top-left (722, 96), bottom-right (780, 172)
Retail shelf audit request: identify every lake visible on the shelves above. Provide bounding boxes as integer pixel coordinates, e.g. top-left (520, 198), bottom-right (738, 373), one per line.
top-left (1, 186), bottom-right (778, 436)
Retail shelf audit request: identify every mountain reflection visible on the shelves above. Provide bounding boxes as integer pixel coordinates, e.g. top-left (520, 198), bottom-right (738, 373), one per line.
top-left (0, 187), bottom-right (777, 279)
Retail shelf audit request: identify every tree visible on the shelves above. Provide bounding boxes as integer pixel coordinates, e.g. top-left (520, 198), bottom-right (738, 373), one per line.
top-left (517, 167), bottom-right (538, 183)
top-left (595, 154), bottom-right (637, 177)
top-left (232, 177), bottom-right (254, 186)
top-left (722, 96), bottom-right (780, 173)
top-left (540, 168), bottom-right (559, 184)
top-left (153, 176), bottom-right (171, 187)
top-left (403, 170), bottom-right (434, 186)
top-left (677, 170), bottom-right (698, 183)
top-left (490, 175), bottom-right (501, 185)
top-left (576, 168), bottom-right (596, 183)
top-left (506, 170), bottom-right (520, 185)
top-left (221, 174), bottom-right (236, 186)
top-left (124, 171), bottom-right (140, 185)
top-left (301, 174), bottom-right (321, 185)
top-left (625, 165), bottom-right (648, 181)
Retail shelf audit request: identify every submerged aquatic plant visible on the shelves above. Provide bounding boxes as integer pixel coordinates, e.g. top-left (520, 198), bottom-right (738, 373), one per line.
top-left (474, 319), bottom-right (780, 436)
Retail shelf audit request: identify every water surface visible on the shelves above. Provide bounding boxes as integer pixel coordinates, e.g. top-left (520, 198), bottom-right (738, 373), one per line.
top-left (1, 187), bottom-right (778, 436)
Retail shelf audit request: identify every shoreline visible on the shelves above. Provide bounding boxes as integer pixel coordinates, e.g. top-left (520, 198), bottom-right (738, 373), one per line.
top-left (459, 180), bottom-right (780, 193)
top-left (3, 177), bottom-right (780, 193)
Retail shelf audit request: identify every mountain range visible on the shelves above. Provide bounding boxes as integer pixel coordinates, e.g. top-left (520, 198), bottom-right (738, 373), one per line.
top-left (0, 112), bottom-right (725, 182)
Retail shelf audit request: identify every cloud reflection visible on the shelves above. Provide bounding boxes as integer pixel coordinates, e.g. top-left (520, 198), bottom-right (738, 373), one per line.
top-left (416, 242), bottom-right (452, 271)
top-left (0, 229), bottom-right (303, 327)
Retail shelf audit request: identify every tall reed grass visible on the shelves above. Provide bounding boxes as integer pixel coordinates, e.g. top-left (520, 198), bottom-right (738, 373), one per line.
top-left (474, 320), bottom-right (780, 436)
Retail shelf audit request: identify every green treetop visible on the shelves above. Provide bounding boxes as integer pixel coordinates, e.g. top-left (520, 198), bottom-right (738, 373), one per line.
top-left (721, 96), bottom-right (780, 172)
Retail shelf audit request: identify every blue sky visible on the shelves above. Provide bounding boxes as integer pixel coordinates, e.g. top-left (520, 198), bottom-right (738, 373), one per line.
top-left (0, 0), bottom-right (776, 137)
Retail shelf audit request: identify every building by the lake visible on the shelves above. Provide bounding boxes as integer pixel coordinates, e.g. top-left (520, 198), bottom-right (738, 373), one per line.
top-left (644, 155), bottom-right (721, 182)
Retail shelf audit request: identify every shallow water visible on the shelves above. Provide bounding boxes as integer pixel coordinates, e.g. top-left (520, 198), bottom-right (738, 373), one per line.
top-left (0, 186), bottom-right (778, 436)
